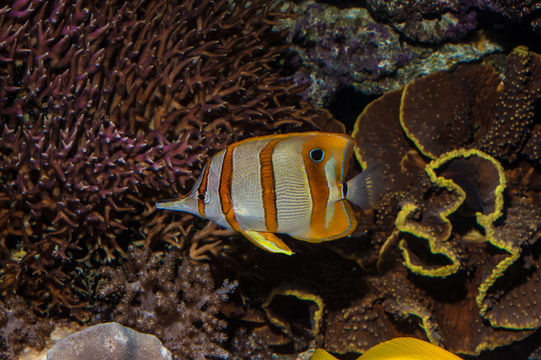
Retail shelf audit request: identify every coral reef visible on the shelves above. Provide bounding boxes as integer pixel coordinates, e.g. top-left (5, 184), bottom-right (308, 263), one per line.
top-left (222, 47), bottom-right (541, 358)
top-left (262, 288), bottom-right (323, 351)
top-left (364, 0), bottom-right (541, 42)
top-left (46, 322), bottom-right (172, 360)
top-left (0, 296), bottom-right (54, 359)
top-left (280, 0), bottom-right (503, 105)
top-left (0, 0), bottom-right (325, 319)
top-left (347, 47), bottom-right (541, 354)
top-left (1, 0), bottom-right (540, 358)
top-left (96, 247), bottom-right (237, 360)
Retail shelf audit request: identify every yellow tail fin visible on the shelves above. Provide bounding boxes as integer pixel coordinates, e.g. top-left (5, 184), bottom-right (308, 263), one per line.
top-left (359, 337), bottom-right (462, 360)
top-left (311, 349), bottom-right (339, 360)
top-left (309, 338), bottom-right (462, 360)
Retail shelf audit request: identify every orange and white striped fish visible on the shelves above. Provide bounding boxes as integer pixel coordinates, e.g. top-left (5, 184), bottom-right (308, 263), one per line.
top-left (156, 132), bottom-right (382, 255)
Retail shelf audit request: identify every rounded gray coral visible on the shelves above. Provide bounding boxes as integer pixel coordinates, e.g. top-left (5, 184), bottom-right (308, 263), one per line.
top-left (46, 322), bottom-right (172, 360)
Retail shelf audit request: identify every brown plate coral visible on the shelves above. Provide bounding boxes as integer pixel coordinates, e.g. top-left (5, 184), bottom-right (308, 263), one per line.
top-left (331, 47), bottom-right (541, 356)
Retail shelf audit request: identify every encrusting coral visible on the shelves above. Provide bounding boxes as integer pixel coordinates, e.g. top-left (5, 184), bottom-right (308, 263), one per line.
top-left (399, 46), bottom-right (541, 164)
top-left (0, 0), bottom-right (327, 319)
top-left (363, 0), bottom-right (541, 41)
top-left (96, 247), bottom-right (237, 360)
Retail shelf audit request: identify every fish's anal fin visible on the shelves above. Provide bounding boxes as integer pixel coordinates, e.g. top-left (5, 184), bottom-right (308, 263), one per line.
top-left (309, 349), bottom-right (338, 360)
top-left (242, 231), bottom-right (293, 255)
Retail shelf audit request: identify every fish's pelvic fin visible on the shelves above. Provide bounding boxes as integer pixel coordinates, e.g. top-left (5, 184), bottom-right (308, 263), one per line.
top-left (310, 349), bottom-right (338, 360)
top-left (345, 163), bottom-right (385, 210)
top-left (358, 337), bottom-right (463, 360)
top-left (242, 231), bottom-right (293, 255)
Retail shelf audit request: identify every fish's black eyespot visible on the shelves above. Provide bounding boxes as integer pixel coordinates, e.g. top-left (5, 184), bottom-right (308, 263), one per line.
top-left (198, 192), bottom-right (210, 204)
top-left (309, 148), bottom-right (324, 162)
top-left (342, 182), bottom-right (348, 197)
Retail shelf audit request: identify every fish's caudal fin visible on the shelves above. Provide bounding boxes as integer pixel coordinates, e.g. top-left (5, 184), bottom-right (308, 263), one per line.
top-left (309, 338), bottom-right (462, 360)
top-left (310, 349), bottom-right (338, 360)
top-left (358, 337), bottom-right (463, 360)
top-left (345, 163), bottom-right (385, 210)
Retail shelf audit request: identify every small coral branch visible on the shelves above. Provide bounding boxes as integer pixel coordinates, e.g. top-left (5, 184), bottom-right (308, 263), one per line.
top-left (97, 247), bottom-right (237, 360)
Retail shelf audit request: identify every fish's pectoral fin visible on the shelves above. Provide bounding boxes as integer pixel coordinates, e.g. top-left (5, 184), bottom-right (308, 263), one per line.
top-left (241, 231), bottom-right (293, 255)
top-left (309, 349), bottom-right (338, 360)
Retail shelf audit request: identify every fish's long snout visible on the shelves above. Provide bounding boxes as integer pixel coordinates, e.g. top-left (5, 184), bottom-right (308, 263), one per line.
top-left (155, 197), bottom-right (192, 212)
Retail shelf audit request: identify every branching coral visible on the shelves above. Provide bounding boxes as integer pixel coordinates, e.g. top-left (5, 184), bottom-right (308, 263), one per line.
top-left (0, 0), bottom-right (327, 318)
top-left (96, 247), bottom-right (237, 360)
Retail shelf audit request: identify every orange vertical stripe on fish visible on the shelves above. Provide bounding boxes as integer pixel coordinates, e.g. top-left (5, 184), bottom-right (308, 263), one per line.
top-left (219, 145), bottom-right (240, 232)
top-left (156, 132), bottom-right (384, 255)
top-left (260, 139), bottom-right (280, 233)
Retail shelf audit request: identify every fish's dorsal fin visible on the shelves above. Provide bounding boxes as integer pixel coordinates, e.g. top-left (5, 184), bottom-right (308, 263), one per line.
top-left (310, 349), bottom-right (339, 360)
top-left (359, 337), bottom-right (463, 360)
top-left (242, 231), bottom-right (293, 255)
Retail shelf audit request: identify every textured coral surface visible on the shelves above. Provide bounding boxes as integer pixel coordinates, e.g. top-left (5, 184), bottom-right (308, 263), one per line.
top-left (280, 0), bottom-right (504, 104)
top-left (97, 247), bottom-right (237, 360)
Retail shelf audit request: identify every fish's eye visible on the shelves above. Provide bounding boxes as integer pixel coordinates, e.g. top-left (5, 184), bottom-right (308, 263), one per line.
top-left (309, 148), bottom-right (324, 162)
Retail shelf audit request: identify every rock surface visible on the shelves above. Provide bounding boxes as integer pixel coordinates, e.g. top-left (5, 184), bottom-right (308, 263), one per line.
top-left (280, 0), bottom-right (502, 105)
top-left (46, 322), bottom-right (172, 360)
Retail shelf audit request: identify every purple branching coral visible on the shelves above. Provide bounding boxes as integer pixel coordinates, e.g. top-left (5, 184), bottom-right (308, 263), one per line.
top-left (96, 247), bottom-right (237, 360)
top-left (0, 0), bottom-right (326, 318)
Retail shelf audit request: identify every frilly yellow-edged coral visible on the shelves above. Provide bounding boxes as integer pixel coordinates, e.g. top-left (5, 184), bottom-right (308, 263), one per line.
top-left (222, 47), bottom-right (541, 358)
